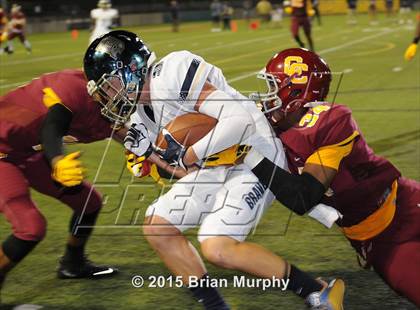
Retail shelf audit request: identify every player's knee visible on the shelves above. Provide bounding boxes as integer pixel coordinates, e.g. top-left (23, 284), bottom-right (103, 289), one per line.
top-left (84, 186), bottom-right (103, 213)
top-left (143, 216), bottom-right (181, 250)
top-left (201, 237), bottom-right (236, 269)
top-left (23, 209), bottom-right (47, 241)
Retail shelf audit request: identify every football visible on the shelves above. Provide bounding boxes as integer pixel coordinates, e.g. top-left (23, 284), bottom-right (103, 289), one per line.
top-left (155, 113), bottom-right (217, 149)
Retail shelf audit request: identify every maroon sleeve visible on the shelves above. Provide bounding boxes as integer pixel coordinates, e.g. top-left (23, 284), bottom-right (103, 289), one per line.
top-left (313, 105), bottom-right (359, 148)
top-left (45, 70), bottom-right (91, 116)
top-left (45, 70), bottom-right (113, 142)
top-left (317, 107), bottom-right (359, 148)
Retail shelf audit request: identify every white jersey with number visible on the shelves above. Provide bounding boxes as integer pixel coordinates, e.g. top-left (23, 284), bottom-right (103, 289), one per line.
top-left (133, 50), bottom-right (285, 165)
top-left (131, 50), bottom-right (286, 242)
top-left (90, 8), bottom-right (118, 43)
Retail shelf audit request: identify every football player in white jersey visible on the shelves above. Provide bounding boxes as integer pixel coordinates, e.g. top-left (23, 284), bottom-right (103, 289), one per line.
top-left (83, 31), bottom-right (345, 310)
top-left (89, 0), bottom-right (119, 44)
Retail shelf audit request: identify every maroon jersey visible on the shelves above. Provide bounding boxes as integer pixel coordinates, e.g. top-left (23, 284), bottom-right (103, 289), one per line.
top-left (0, 70), bottom-right (113, 159)
top-left (291, 0), bottom-right (308, 17)
top-left (0, 10), bottom-right (7, 30)
top-left (279, 104), bottom-right (401, 227)
top-left (10, 11), bottom-right (25, 30)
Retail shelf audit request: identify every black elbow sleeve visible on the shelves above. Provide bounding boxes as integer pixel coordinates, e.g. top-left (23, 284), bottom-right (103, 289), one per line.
top-left (40, 104), bottom-right (72, 164)
top-left (286, 173), bottom-right (326, 215)
top-left (252, 158), bottom-right (326, 215)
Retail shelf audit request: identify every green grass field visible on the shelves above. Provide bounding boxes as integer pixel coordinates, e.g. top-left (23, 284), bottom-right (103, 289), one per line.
top-left (0, 14), bottom-right (419, 310)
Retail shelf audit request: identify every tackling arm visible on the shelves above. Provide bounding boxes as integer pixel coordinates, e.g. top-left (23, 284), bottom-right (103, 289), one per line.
top-left (244, 135), bottom-right (357, 215)
top-left (246, 150), bottom-right (330, 215)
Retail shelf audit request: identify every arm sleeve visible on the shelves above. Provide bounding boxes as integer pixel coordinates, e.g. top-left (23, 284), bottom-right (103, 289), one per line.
top-left (250, 155), bottom-right (326, 215)
top-left (40, 104), bottom-right (73, 164)
top-left (192, 89), bottom-right (256, 159)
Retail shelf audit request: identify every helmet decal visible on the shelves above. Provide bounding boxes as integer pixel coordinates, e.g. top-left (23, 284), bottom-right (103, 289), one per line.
top-left (96, 36), bottom-right (125, 60)
top-left (283, 56), bottom-right (309, 84)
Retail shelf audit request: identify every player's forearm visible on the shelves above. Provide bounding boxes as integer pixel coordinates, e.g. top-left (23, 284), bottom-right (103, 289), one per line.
top-left (190, 89), bottom-right (256, 162)
top-left (148, 152), bottom-right (188, 179)
top-left (245, 150), bottom-right (326, 215)
top-left (40, 104), bottom-right (73, 164)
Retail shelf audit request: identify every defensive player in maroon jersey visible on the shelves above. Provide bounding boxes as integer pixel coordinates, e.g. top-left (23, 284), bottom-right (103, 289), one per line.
top-left (290, 0), bottom-right (314, 51)
top-left (0, 69), bottom-right (127, 298)
top-left (3, 4), bottom-right (31, 54)
top-left (244, 48), bottom-right (420, 306)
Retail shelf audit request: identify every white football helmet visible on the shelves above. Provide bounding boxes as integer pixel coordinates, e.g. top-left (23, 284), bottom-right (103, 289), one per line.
top-left (97, 0), bottom-right (111, 9)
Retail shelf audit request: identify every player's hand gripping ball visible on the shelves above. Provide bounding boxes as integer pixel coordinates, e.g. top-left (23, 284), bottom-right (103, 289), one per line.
top-left (160, 129), bottom-right (187, 169)
top-left (52, 151), bottom-right (84, 187)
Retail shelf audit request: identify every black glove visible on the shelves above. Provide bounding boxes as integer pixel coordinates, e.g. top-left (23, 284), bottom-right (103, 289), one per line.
top-left (161, 129), bottom-right (187, 169)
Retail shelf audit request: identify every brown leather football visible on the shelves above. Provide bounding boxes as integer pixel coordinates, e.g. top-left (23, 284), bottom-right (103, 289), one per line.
top-left (155, 113), bottom-right (217, 150)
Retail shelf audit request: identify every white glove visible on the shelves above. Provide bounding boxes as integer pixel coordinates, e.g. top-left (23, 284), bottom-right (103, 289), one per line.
top-left (308, 203), bottom-right (343, 228)
top-left (124, 123), bottom-right (153, 158)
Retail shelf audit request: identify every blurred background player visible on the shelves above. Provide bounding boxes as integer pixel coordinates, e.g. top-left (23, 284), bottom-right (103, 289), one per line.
top-left (242, 0), bottom-right (252, 27)
top-left (310, 0), bottom-right (321, 26)
top-left (210, 0), bottom-right (223, 32)
top-left (89, 0), bottom-right (119, 44)
top-left (347, 0), bottom-right (357, 24)
top-left (385, 0), bottom-right (394, 18)
top-left (271, 4), bottom-right (283, 28)
top-left (169, 0), bottom-right (180, 33)
top-left (3, 4), bottom-right (31, 55)
top-left (290, 0), bottom-right (314, 51)
top-left (398, 0), bottom-right (414, 24)
top-left (0, 70), bottom-right (122, 298)
top-left (221, 1), bottom-right (234, 31)
top-left (368, 0), bottom-right (378, 25)
top-left (256, 0), bottom-right (272, 24)
top-left (404, 15), bottom-right (420, 61)
top-left (0, 7), bottom-right (8, 54)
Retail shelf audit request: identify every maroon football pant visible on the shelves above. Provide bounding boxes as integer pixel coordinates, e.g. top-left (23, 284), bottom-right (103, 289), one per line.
top-left (0, 153), bottom-right (102, 242)
top-left (7, 30), bottom-right (26, 43)
top-left (290, 16), bottom-right (311, 37)
top-left (351, 177), bottom-right (420, 306)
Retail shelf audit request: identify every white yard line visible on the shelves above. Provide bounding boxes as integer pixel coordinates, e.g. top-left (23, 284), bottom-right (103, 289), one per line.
top-left (1, 28), bottom-right (398, 90)
top-left (1, 51), bottom-right (82, 66)
top-left (227, 28), bottom-right (398, 84)
top-left (0, 32), bottom-right (288, 68)
top-left (195, 32), bottom-right (289, 54)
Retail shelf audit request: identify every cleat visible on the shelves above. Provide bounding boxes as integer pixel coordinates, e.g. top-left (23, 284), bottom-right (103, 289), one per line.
top-left (306, 278), bottom-right (345, 310)
top-left (4, 46), bottom-right (13, 55)
top-left (57, 255), bottom-right (118, 279)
